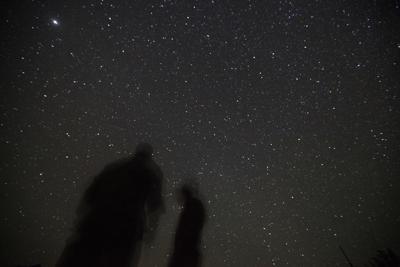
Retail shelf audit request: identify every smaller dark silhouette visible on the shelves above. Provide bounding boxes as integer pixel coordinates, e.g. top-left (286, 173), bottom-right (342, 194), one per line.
top-left (168, 184), bottom-right (207, 267)
top-left (364, 248), bottom-right (400, 267)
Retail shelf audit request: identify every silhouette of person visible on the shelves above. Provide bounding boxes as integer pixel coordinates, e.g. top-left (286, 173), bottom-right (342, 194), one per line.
top-left (168, 184), bottom-right (206, 267)
top-left (56, 143), bottom-right (164, 267)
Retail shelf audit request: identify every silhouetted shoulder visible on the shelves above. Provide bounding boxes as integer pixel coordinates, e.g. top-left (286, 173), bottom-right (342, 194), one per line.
top-left (103, 156), bottom-right (132, 171)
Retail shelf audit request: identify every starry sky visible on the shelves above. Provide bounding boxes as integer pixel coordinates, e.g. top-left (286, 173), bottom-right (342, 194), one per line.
top-left (1, 0), bottom-right (400, 266)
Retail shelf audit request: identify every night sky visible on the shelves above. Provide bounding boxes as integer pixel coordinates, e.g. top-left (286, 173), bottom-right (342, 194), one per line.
top-left (1, 0), bottom-right (400, 266)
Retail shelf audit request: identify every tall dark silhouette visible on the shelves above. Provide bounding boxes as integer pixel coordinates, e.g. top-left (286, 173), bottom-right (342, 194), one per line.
top-left (168, 184), bottom-right (206, 267)
top-left (56, 143), bottom-right (164, 267)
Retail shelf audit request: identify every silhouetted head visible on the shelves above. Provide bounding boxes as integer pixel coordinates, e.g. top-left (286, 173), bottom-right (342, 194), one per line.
top-left (135, 142), bottom-right (153, 159)
top-left (177, 184), bottom-right (197, 205)
top-left (181, 185), bottom-right (193, 199)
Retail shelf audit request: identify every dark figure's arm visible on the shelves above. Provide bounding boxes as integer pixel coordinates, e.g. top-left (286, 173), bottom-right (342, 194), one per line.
top-left (148, 166), bottom-right (165, 213)
top-left (144, 164), bottom-right (165, 241)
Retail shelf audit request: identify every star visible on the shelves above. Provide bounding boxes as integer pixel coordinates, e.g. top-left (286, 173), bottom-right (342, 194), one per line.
top-left (51, 19), bottom-right (59, 26)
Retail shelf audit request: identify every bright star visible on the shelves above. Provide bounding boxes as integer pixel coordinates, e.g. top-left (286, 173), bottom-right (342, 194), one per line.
top-left (51, 19), bottom-right (59, 26)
